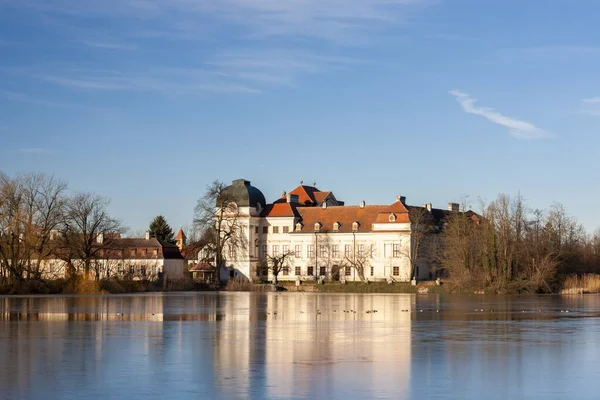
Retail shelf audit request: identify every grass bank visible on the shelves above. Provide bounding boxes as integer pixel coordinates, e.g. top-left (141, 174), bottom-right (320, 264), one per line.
top-left (560, 274), bottom-right (600, 294)
top-left (0, 277), bottom-right (215, 295)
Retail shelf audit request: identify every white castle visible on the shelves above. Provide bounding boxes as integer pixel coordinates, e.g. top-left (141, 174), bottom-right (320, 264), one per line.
top-left (216, 179), bottom-right (470, 283)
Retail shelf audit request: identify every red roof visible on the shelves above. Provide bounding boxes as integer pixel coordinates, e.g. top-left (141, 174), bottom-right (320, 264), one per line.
top-left (288, 185), bottom-right (321, 205)
top-left (189, 261), bottom-right (215, 271)
top-left (260, 202), bottom-right (300, 218)
top-left (296, 202), bottom-right (411, 233)
top-left (176, 229), bottom-right (186, 240)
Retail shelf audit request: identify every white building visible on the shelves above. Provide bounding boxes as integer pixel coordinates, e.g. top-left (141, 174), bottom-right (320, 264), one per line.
top-left (40, 232), bottom-right (185, 280)
top-left (219, 179), bottom-right (470, 283)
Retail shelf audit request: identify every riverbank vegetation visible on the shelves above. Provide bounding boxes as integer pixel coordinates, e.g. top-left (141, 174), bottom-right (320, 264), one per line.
top-left (2, 172), bottom-right (600, 295)
top-left (439, 194), bottom-right (600, 294)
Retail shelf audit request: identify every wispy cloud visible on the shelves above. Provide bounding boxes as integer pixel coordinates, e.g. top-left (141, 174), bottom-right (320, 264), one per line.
top-left (77, 40), bottom-right (137, 50)
top-left (425, 33), bottom-right (474, 42)
top-left (581, 97), bottom-right (600, 104)
top-left (8, 0), bottom-right (429, 43)
top-left (16, 148), bottom-right (54, 155)
top-left (449, 90), bottom-right (551, 140)
top-left (0, 90), bottom-right (93, 109)
top-left (580, 97), bottom-right (600, 116)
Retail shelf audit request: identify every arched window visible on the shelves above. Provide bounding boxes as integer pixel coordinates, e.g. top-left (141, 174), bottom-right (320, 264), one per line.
top-left (314, 222), bottom-right (321, 231)
top-left (352, 221), bottom-right (359, 232)
top-left (333, 222), bottom-right (340, 232)
top-left (296, 222), bottom-right (303, 232)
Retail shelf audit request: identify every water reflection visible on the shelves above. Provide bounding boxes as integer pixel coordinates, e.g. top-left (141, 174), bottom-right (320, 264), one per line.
top-left (0, 293), bottom-right (599, 399)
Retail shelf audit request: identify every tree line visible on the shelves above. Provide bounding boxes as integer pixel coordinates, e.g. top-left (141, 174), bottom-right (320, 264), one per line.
top-left (0, 172), bottom-right (179, 292)
top-left (439, 194), bottom-right (600, 293)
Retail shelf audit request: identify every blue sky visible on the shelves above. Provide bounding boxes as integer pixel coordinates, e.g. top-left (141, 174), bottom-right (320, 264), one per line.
top-left (1, 0), bottom-right (600, 233)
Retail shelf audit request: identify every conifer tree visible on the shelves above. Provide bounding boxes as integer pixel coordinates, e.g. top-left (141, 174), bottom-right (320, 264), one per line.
top-left (148, 215), bottom-right (175, 244)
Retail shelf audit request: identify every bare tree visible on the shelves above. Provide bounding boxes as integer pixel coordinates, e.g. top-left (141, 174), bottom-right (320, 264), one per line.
top-left (340, 243), bottom-right (374, 282)
top-left (405, 206), bottom-right (435, 282)
top-left (60, 193), bottom-right (125, 280)
top-left (0, 173), bottom-right (67, 286)
top-left (194, 180), bottom-right (247, 280)
top-left (261, 250), bottom-right (295, 285)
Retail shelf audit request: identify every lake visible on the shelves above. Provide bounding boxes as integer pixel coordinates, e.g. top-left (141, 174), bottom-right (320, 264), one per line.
top-left (1, 292), bottom-right (599, 399)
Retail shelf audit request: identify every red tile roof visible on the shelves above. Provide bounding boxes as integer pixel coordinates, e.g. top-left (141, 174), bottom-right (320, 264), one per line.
top-left (289, 185), bottom-right (321, 205)
top-left (295, 202), bottom-right (411, 233)
top-left (176, 228), bottom-right (186, 240)
top-left (313, 191), bottom-right (331, 204)
top-left (189, 261), bottom-right (215, 271)
top-left (260, 202), bottom-right (301, 218)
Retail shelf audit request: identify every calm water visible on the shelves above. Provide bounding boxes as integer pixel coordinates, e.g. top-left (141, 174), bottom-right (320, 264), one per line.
top-left (1, 292), bottom-right (599, 399)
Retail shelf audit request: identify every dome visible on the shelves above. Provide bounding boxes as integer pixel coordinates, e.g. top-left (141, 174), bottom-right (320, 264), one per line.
top-left (221, 179), bottom-right (266, 209)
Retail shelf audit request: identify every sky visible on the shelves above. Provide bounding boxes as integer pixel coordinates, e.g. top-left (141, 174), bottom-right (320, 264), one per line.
top-left (1, 0), bottom-right (600, 234)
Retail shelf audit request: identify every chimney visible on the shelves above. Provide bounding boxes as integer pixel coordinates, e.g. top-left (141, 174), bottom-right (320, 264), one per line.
top-left (145, 231), bottom-right (150, 240)
top-left (282, 190), bottom-right (287, 197)
top-left (359, 200), bottom-right (365, 209)
top-left (398, 196), bottom-right (406, 204)
top-left (97, 233), bottom-right (104, 244)
top-left (448, 202), bottom-right (460, 212)
top-left (426, 203), bottom-right (432, 212)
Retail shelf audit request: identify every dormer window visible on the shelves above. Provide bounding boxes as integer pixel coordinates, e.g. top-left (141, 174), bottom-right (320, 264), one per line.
top-left (352, 221), bottom-right (359, 232)
top-left (333, 222), bottom-right (340, 232)
top-left (314, 222), bottom-right (321, 232)
top-left (296, 222), bottom-right (303, 232)
top-left (389, 213), bottom-right (396, 222)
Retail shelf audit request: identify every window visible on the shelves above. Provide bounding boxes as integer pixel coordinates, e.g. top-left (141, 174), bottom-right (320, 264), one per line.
top-left (273, 226), bottom-right (279, 234)
top-left (345, 244), bottom-right (352, 258)
top-left (131, 249), bottom-right (136, 257)
top-left (141, 265), bottom-right (147, 277)
top-left (333, 222), bottom-right (339, 231)
top-left (307, 245), bottom-right (314, 258)
top-left (153, 249), bottom-right (158, 256)
top-left (283, 267), bottom-right (290, 276)
top-left (143, 249), bottom-right (148, 256)
top-left (229, 247), bottom-right (236, 258)
top-left (314, 222), bottom-right (320, 231)
top-left (263, 226), bottom-right (268, 234)
top-left (283, 245), bottom-right (289, 255)
top-left (129, 265), bottom-right (134, 274)
top-left (393, 266), bottom-right (400, 276)
top-left (370, 266), bottom-right (374, 276)
top-left (307, 266), bottom-right (314, 276)
top-left (393, 244), bottom-right (400, 258)
top-left (255, 226), bottom-right (259, 234)
top-left (118, 264), bottom-right (124, 274)
top-left (352, 222), bottom-right (359, 231)
top-left (261, 245), bottom-right (268, 258)
top-left (296, 222), bottom-right (302, 231)
top-left (320, 245), bottom-right (327, 258)
top-left (332, 245), bottom-right (339, 258)
top-left (283, 226), bottom-right (289, 234)
top-left (319, 266), bottom-right (326, 276)
top-left (295, 245), bottom-right (302, 258)
top-left (295, 266), bottom-right (301, 276)
top-left (272, 245), bottom-right (279, 257)
top-left (358, 244), bottom-right (364, 257)
top-left (389, 213), bottom-right (396, 222)
top-left (345, 266), bottom-right (352, 276)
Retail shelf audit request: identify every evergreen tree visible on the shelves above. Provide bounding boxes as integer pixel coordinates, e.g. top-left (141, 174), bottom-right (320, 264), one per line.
top-left (148, 215), bottom-right (175, 244)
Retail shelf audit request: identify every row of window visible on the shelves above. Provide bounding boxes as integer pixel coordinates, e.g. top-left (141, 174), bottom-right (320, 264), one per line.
top-left (260, 244), bottom-right (402, 258)
top-left (256, 226), bottom-right (291, 234)
top-left (116, 264), bottom-right (158, 276)
top-left (278, 266), bottom-right (401, 276)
